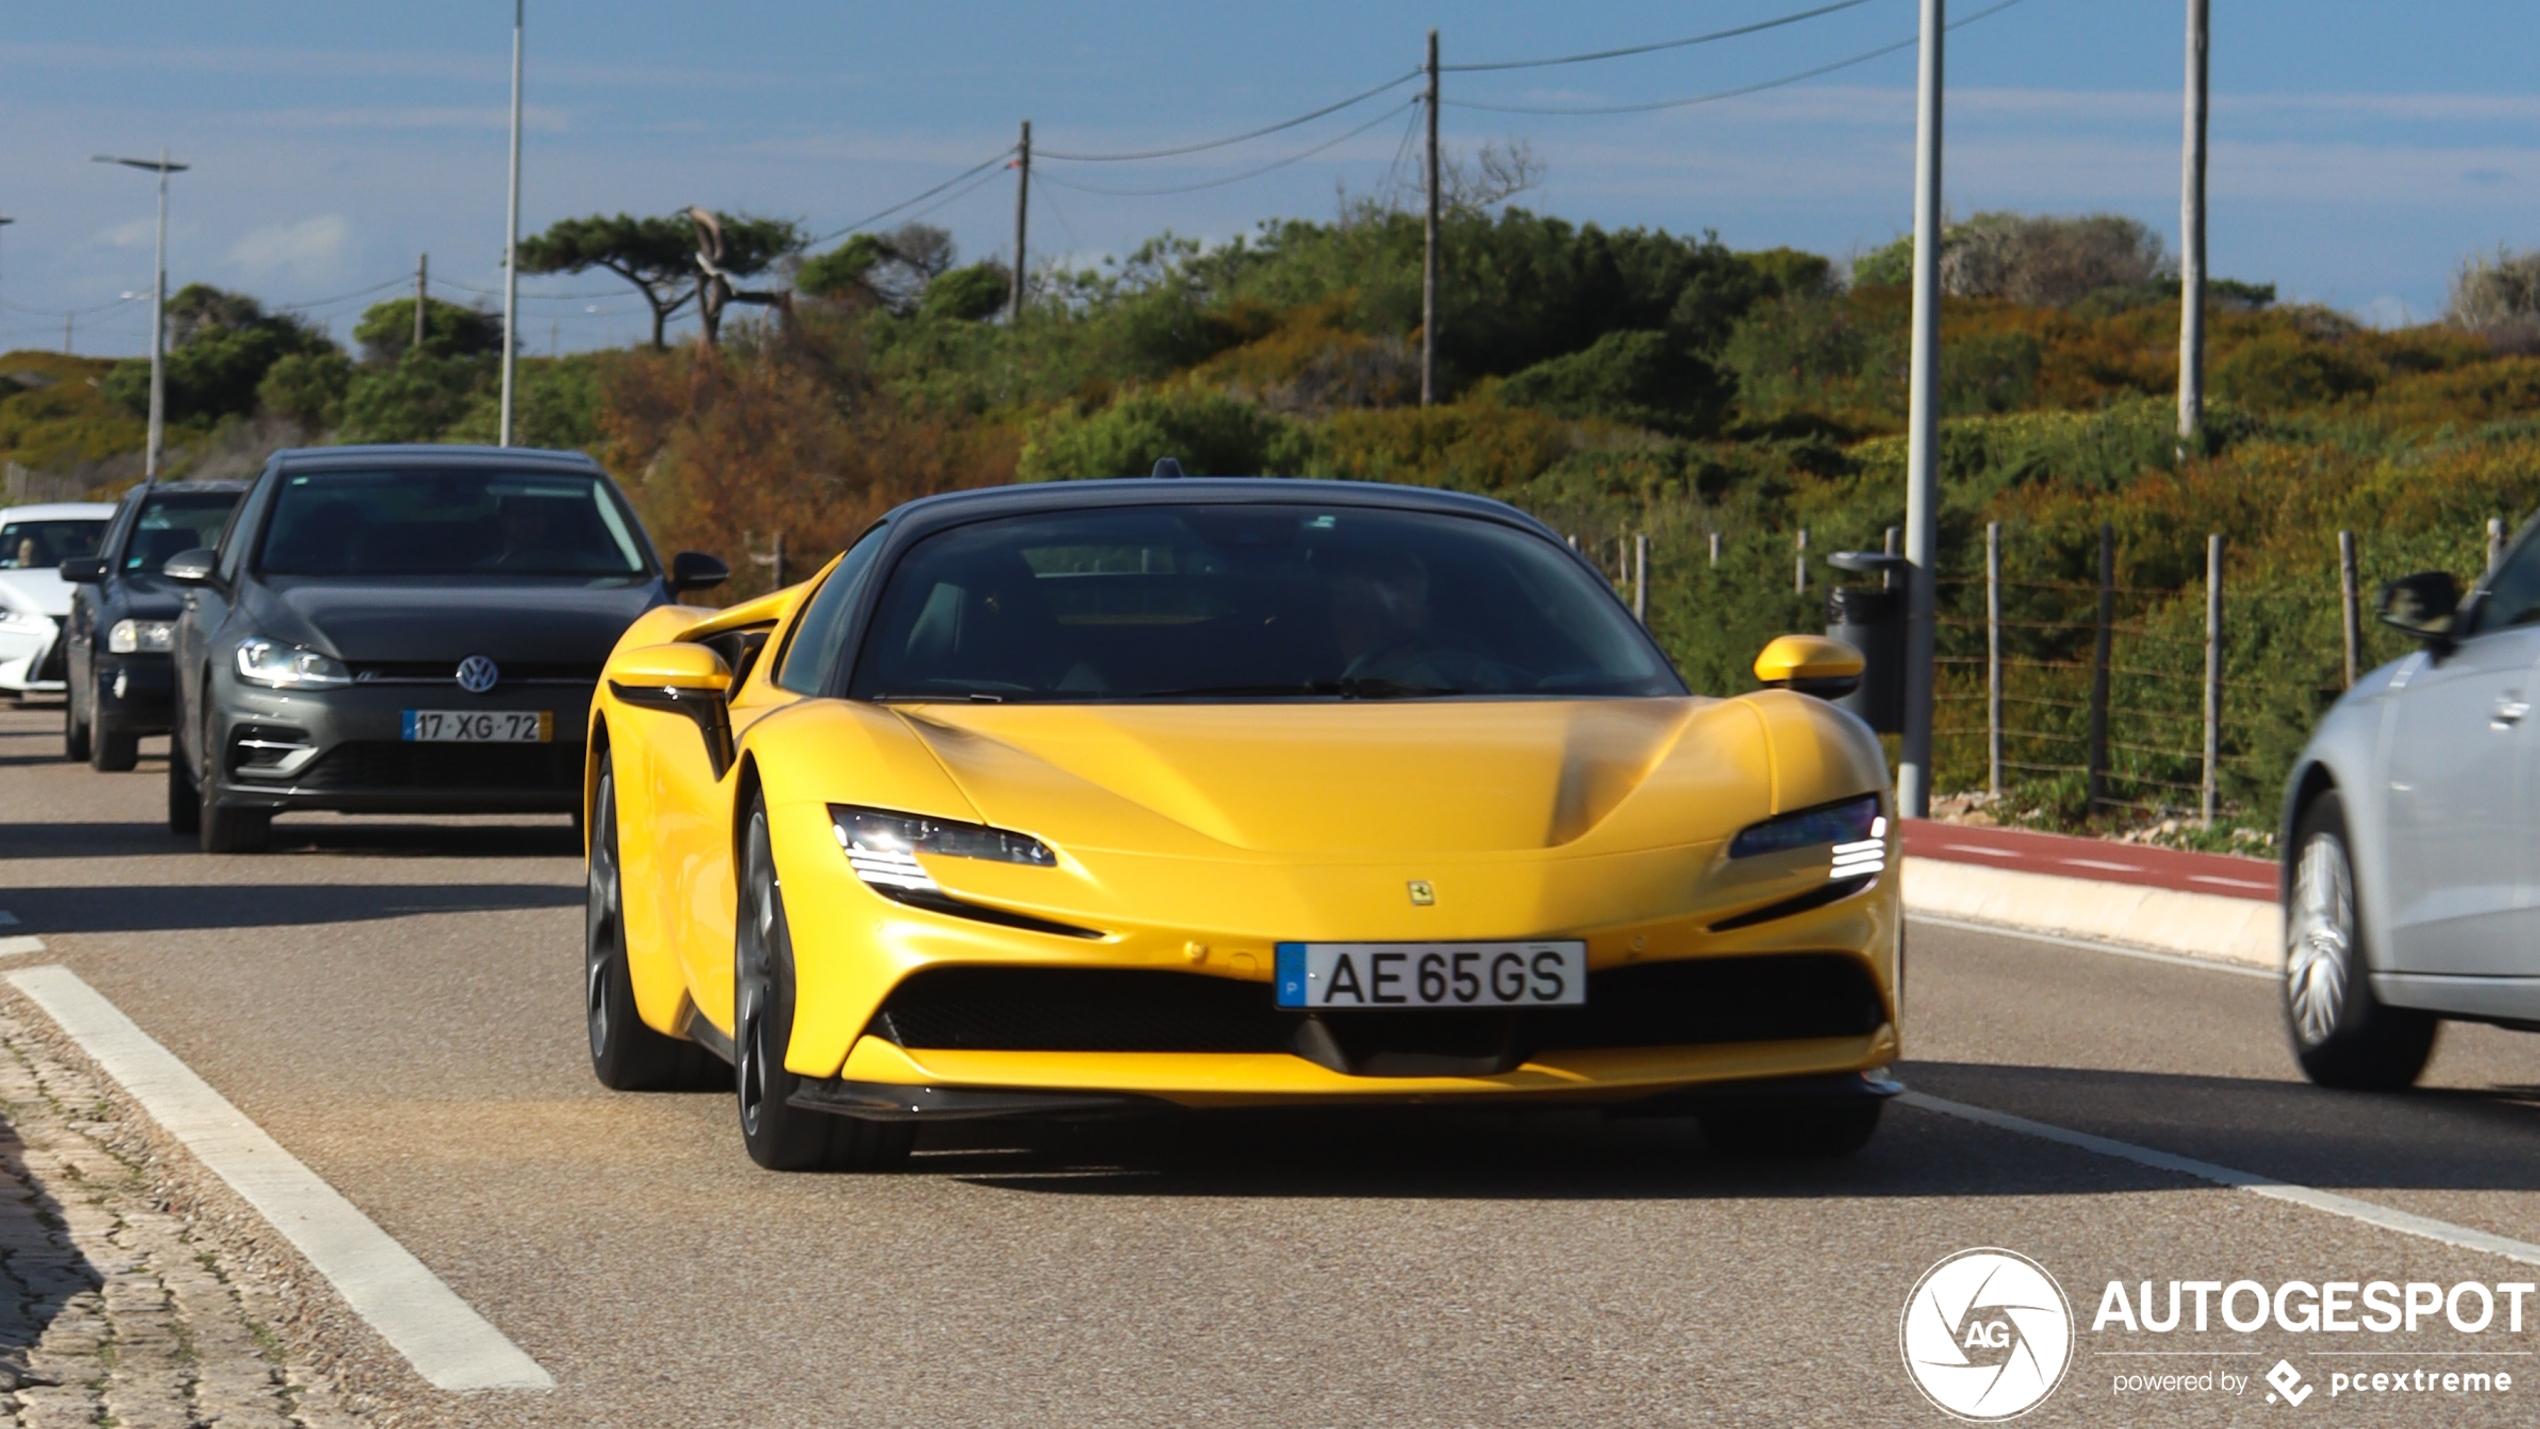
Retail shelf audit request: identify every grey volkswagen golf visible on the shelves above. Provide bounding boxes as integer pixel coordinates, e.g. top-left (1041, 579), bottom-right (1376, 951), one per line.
top-left (164, 445), bottom-right (727, 852)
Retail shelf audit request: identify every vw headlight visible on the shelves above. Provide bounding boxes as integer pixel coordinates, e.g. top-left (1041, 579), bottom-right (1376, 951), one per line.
top-left (234, 636), bottom-right (352, 690)
top-left (109, 619), bottom-right (174, 654)
top-left (1729, 794), bottom-right (1887, 877)
top-left (830, 804), bottom-right (1055, 895)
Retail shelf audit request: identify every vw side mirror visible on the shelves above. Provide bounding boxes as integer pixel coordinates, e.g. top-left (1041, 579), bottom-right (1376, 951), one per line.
top-left (2377, 570), bottom-right (2460, 646)
top-left (161, 548), bottom-right (219, 585)
top-left (669, 551), bottom-right (730, 595)
top-left (59, 557), bottom-right (106, 583)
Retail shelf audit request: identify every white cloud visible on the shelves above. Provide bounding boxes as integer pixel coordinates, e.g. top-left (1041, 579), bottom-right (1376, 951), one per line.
top-left (223, 214), bottom-right (351, 280)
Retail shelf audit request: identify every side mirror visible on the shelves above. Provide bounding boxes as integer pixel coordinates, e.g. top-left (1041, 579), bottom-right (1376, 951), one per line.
top-left (2377, 571), bottom-right (2461, 645)
top-left (669, 551), bottom-right (730, 595)
top-left (161, 548), bottom-right (219, 585)
top-left (1754, 634), bottom-right (1865, 700)
top-left (59, 557), bottom-right (107, 584)
top-left (608, 642), bottom-right (735, 776)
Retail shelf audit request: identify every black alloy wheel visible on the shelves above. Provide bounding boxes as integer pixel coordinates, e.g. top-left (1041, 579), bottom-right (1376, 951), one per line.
top-left (166, 726), bottom-right (200, 836)
top-left (585, 751), bottom-right (719, 1090)
top-left (196, 714), bottom-right (268, 854)
top-left (733, 797), bottom-right (914, 1173)
top-left (2283, 790), bottom-right (2436, 1090)
top-left (62, 689), bottom-right (89, 763)
top-left (89, 681), bottom-right (138, 772)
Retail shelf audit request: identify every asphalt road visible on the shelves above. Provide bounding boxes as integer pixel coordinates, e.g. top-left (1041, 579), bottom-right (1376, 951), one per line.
top-left (7, 705), bottom-right (2540, 1427)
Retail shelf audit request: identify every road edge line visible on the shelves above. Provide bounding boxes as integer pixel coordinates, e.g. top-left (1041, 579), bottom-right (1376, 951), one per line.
top-left (1900, 1090), bottom-right (2540, 1269)
top-left (4, 964), bottom-right (555, 1392)
top-left (1907, 913), bottom-right (2276, 980)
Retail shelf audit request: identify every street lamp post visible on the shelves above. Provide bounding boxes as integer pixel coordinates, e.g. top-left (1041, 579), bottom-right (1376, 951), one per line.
top-left (92, 151), bottom-right (188, 480)
top-left (499, 0), bottom-right (524, 447)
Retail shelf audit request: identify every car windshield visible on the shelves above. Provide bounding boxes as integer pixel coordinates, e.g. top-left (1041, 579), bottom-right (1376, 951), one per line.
top-left (123, 491), bottom-right (241, 573)
top-left (0, 520), bottom-right (105, 570)
top-left (849, 503), bottom-right (1682, 701)
top-left (257, 468), bottom-right (647, 577)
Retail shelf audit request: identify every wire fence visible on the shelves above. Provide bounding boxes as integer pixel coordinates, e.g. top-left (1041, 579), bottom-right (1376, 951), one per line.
top-left (1556, 510), bottom-right (2515, 828)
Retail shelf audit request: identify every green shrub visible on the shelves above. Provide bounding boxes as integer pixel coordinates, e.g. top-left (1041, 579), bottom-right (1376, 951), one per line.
top-left (1018, 388), bottom-right (1305, 481)
top-left (256, 351), bottom-right (352, 429)
top-left (921, 263), bottom-right (1012, 322)
top-left (1497, 330), bottom-right (1733, 436)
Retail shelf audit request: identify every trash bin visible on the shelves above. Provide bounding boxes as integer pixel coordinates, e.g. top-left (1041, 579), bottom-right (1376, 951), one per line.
top-left (1826, 552), bottom-right (1909, 733)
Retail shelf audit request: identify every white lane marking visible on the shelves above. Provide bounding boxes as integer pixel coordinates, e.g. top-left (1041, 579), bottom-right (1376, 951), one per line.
top-left (1907, 913), bottom-right (2276, 980)
top-left (1901, 1091), bottom-right (2540, 1269)
top-left (0, 937), bottom-right (46, 958)
top-left (1941, 844), bottom-right (2023, 858)
top-left (2061, 857), bottom-right (2147, 873)
top-left (2189, 874), bottom-right (2275, 891)
top-left (5, 965), bottom-right (554, 1392)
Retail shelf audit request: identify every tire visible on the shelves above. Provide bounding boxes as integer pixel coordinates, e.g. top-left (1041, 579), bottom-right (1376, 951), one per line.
top-left (197, 717), bottom-right (268, 854)
top-left (63, 690), bottom-right (90, 763)
top-left (91, 722), bottom-right (139, 773)
top-left (1699, 1099), bottom-right (1884, 1158)
top-left (586, 753), bottom-right (720, 1090)
top-left (167, 734), bottom-right (200, 836)
top-left (2284, 790), bottom-right (2436, 1090)
top-left (734, 797), bottom-right (914, 1172)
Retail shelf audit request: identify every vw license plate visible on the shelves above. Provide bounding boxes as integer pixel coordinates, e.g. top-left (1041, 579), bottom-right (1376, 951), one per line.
top-left (1275, 941), bottom-right (1587, 1009)
top-left (402, 710), bottom-right (553, 743)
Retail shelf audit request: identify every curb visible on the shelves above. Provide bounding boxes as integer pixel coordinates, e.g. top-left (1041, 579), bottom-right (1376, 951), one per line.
top-left (1901, 856), bottom-right (2281, 971)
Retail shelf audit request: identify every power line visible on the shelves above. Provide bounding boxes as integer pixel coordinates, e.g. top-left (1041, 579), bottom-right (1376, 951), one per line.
top-left (431, 276), bottom-right (627, 302)
top-left (1441, 0), bottom-right (1878, 72)
top-left (810, 148), bottom-right (1019, 245)
top-left (1445, 0), bottom-right (2034, 115)
top-left (1037, 70), bottom-right (1421, 163)
top-left (1032, 99), bottom-right (1418, 198)
top-left (266, 275), bottom-right (410, 313)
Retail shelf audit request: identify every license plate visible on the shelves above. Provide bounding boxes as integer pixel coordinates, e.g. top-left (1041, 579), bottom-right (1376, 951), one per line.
top-left (401, 710), bottom-right (553, 743)
top-left (1274, 941), bottom-right (1587, 1009)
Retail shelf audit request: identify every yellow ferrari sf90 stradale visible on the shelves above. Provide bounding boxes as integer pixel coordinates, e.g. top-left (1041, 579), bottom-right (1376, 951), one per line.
top-left (584, 478), bottom-right (1900, 1171)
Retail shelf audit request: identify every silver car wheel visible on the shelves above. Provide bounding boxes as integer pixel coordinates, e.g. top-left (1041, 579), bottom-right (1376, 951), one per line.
top-left (2285, 832), bottom-right (2353, 1047)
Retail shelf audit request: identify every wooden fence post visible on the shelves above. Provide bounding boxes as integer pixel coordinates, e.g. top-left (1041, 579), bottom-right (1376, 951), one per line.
top-left (1986, 520), bottom-right (2002, 800)
top-left (2338, 530), bottom-right (2360, 689)
top-left (1795, 528), bottom-right (1809, 596)
top-left (2490, 517), bottom-right (2506, 574)
top-left (1707, 530), bottom-right (1720, 567)
top-left (2203, 533), bottom-right (2223, 824)
top-left (1633, 533), bottom-right (1648, 623)
top-left (2087, 522), bottom-right (2114, 816)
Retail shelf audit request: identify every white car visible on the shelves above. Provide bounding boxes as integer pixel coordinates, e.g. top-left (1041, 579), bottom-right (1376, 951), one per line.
top-left (0, 502), bottom-right (116, 696)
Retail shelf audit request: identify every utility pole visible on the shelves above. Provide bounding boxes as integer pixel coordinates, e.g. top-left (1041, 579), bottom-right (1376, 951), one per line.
top-left (1898, 0), bottom-right (1945, 819)
top-left (414, 253), bottom-right (429, 356)
top-left (2177, 0), bottom-right (2209, 447)
top-left (93, 151), bottom-right (188, 480)
top-left (1422, 29), bottom-right (1440, 407)
top-left (499, 0), bottom-right (524, 447)
top-left (1010, 120), bottom-right (1031, 324)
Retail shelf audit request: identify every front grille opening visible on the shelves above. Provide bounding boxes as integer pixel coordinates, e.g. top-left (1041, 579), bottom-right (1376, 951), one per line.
top-left (296, 740), bottom-right (585, 791)
top-left (865, 953), bottom-right (1887, 1077)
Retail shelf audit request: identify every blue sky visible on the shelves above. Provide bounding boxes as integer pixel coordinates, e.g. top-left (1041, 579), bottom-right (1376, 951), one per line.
top-left (3, 0), bottom-right (2535, 355)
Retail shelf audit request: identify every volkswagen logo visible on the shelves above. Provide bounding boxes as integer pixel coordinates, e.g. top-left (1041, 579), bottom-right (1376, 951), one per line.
top-left (455, 655), bottom-right (501, 695)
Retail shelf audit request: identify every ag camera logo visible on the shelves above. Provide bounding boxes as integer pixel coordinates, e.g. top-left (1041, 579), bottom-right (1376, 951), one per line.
top-left (1902, 1248), bottom-right (2074, 1420)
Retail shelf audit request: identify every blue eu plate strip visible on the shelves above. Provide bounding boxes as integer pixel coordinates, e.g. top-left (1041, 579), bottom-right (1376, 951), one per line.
top-left (399, 710), bottom-right (418, 741)
top-left (1274, 943), bottom-right (1307, 1008)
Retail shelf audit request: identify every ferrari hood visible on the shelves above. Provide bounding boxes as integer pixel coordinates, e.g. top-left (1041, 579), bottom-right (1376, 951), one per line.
top-left (889, 698), bottom-right (1769, 857)
top-left (247, 577), bottom-right (660, 665)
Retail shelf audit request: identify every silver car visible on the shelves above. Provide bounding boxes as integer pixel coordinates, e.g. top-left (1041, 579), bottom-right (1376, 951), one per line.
top-left (2281, 547), bottom-right (2540, 1088)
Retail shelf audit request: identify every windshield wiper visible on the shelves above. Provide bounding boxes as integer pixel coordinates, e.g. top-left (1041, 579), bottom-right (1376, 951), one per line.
top-left (1337, 678), bottom-right (1464, 699)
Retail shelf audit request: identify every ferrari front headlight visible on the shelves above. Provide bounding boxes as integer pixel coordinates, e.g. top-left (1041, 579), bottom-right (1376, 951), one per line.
top-left (1729, 794), bottom-right (1887, 877)
top-left (109, 619), bottom-right (174, 654)
top-left (829, 804), bottom-right (1055, 894)
top-left (0, 607), bottom-right (42, 628)
top-left (234, 636), bottom-right (352, 689)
